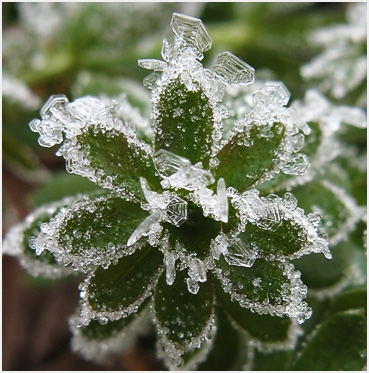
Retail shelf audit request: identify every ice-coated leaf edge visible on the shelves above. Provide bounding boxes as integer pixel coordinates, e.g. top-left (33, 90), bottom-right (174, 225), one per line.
top-left (2, 199), bottom-right (77, 279)
top-left (30, 95), bottom-right (156, 203)
top-left (28, 192), bottom-right (148, 273)
top-left (321, 180), bottom-right (366, 246)
top-left (213, 84), bottom-right (311, 190)
top-left (69, 304), bottom-right (152, 364)
top-left (151, 299), bottom-right (217, 370)
top-left (227, 188), bottom-right (331, 261)
top-left (77, 262), bottom-right (164, 325)
top-left (213, 259), bottom-right (312, 324)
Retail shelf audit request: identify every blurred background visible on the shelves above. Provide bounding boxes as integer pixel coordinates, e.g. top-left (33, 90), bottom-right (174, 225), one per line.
top-left (2, 2), bottom-right (366, 370)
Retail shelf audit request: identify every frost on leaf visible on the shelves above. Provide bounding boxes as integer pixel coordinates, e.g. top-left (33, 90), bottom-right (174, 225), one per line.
top-left (3, 198), bottom-right (76, 279)
top-left (30, 192), bottom-right (150, 272)
top-left (227, 188), bottom-right (331, 260)
top-left (29, 95), bottom-right (158, 202)
top-left (69, 304), bottom-right (151, 364)
top-left (78, 244), bottom-right (163, 324)
top-left (153, 269), bottom-right (215, 369)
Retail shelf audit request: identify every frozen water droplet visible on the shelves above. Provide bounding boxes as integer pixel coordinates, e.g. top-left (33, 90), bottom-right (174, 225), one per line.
top-left (213, 51), bottom-right (255, 86)
top-left (283, 192), bottom-right (298, 211)
top-left (143, 72), bottom-right (160, 90)
top-left (138, 59), bottom-right (166, 72)
top-left (165, 252), bottom-right (176, 286)
top-left (282, 153), bottom-right (310, 175)
top-left (165, 195), bottom-right (188, 227)
top-left (29, 118), bottom-right (41, 132)
top-left (171, 13), bottom-right (212, 53)
top-left (224, 238), bottom-right (256, 268)
top-left (186, 277), bottom-right (200, 294)
top-left (188, 258), bottom-right (207, 283)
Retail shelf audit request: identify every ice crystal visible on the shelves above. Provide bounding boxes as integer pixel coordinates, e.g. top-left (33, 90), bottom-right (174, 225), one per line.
top-left (214, 52), bottom-right (255, 86)
top-left (224, 238), bottom-right (257, 268)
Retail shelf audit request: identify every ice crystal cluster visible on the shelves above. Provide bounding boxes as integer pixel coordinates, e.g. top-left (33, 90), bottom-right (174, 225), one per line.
top-left (301, 2), bottom-right (367, 102)
top-left (3, 13), bottom-right (340, 370)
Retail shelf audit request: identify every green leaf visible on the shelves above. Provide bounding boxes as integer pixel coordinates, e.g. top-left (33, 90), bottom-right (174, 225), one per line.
top-left (214, 257), bottom-right (311, 321)
top-left (3, 199), bottom-right (76, 279)
top-left (70, 302), bottom-right (150, 363)
top-left (84, 243), bottom-right (162, 317)
top-left (328, 286), bottom-right (367, 315)
top-left (215, 280), bottom-right (292, 343)
top-left (74, 125), bottom-right (159, 201)
top-left (38, 192), bottom-right (149, 272)
top-left (197, 307), bottom-right (244, 371)
top-left (238, 219), bottom-right (309, 260)
top-left (291, 180), bottom-right (362, 246)
top-left (252, 349), bottom-right (293, 371)
top-left (153, 77), bottom-right (215, 168)
top-left (32, 171), bottom-right (101, 207)
top-left (293, 240), bottom-right (350, 289)
top-left (154, 269), bottom-right (215, 369)
top-left (293, 310), bottom-right (366, 371)
top-left (214, 122), bottom-right (286, 192)
top-left (166, 202), bottom-right (221, 260)
top-left (3, 130), bottom-right (50, 182)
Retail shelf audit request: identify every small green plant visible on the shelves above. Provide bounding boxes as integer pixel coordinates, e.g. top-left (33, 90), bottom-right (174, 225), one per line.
top-left (3, 12), bottom-right (366, 370)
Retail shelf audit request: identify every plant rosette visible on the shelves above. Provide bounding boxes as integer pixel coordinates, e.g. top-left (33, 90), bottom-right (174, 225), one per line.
top-left (3, 13), bottom-right (336, 370)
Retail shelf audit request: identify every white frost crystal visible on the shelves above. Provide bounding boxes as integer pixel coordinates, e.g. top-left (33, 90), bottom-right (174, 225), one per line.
top-left (224, 237), bottom-right (257, 268)
top-left (171, 13), bottom-right (212, 53)
top-left (214, 51), bottom-right (255, 86)
top-left (127, 178), bottom-right (188, 246)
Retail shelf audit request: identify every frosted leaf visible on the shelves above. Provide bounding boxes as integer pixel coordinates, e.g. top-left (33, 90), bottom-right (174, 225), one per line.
top-left (282, 153), bottom-right (310, 175)
top-left (224, 238), bottom-right (257, 268)
top-left (138, 59), bottom-right (167, 72)
top-left (214, 52), bottom-right (255, 86)
top-left (165, 252), bottom-right (176, 286)
top-left (2, 199), bottom-right (77, 279)
top-left (171, 13), bottom-right (212, 53)
top-left (70, 307), bottom-right (151, 364)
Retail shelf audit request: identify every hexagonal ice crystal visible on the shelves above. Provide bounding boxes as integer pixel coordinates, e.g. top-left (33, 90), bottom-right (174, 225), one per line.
top-left (256, 202), bottom-right (282, 231)
top-left (40, 94), bottom-right (70, 123)
top-left (165, 195), bottom-right (188, 227)
top-left (153, 149), bottom-right (191, 177)
top-left (265, 81), bottom-right (290, 106)
top-left (213, 52), bottom-right (255, 86)
top-left (282, 153), bottom-right (310, 175)
top-left (171, 13), bottom-right (212, 53)
top-left (224, 238), bottom-right (256, 268)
